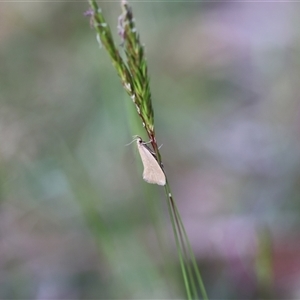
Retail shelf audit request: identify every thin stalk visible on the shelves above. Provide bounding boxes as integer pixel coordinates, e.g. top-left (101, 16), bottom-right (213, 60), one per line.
top-left (165, 184), bottom-right (192, 299)
top-left (172, 198), bottom-right (209, 300)
top-left (165, 180), bottom-right (208, 300)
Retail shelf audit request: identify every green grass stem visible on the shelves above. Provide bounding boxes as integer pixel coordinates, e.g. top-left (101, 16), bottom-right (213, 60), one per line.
top-left (86, 1), bottom-right (208, 298)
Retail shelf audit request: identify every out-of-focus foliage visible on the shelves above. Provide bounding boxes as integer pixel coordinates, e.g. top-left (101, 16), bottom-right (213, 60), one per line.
top-left (1, 1), bottom-right (300, 299)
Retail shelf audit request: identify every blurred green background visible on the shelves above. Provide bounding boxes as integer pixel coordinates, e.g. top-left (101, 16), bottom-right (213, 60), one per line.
top-left (1, 1), bottom-right (300, 299)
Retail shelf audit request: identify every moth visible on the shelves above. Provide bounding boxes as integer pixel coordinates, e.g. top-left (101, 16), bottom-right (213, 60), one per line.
top-left (136, 137), bottom-right (166, 186)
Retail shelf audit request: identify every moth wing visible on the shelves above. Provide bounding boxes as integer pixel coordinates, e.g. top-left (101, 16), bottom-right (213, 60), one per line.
top-left (137, 142), bottom-right (166, 186)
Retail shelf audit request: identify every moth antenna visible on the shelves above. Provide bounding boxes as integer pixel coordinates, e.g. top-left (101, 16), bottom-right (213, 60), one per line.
top-left (125, 136), bottom-right (139, 146)
top-left (141, 140), bottom-right (152, 145)
top-left (125, 140), bottom-right (135, 146)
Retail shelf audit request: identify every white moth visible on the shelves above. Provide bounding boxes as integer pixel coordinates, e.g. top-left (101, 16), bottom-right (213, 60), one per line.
top-left (136, 137), bottom-right (166, 186)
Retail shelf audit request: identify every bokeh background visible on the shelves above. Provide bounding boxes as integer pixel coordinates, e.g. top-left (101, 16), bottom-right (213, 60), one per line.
top-left (1, 1), bottom-right (300, 299)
